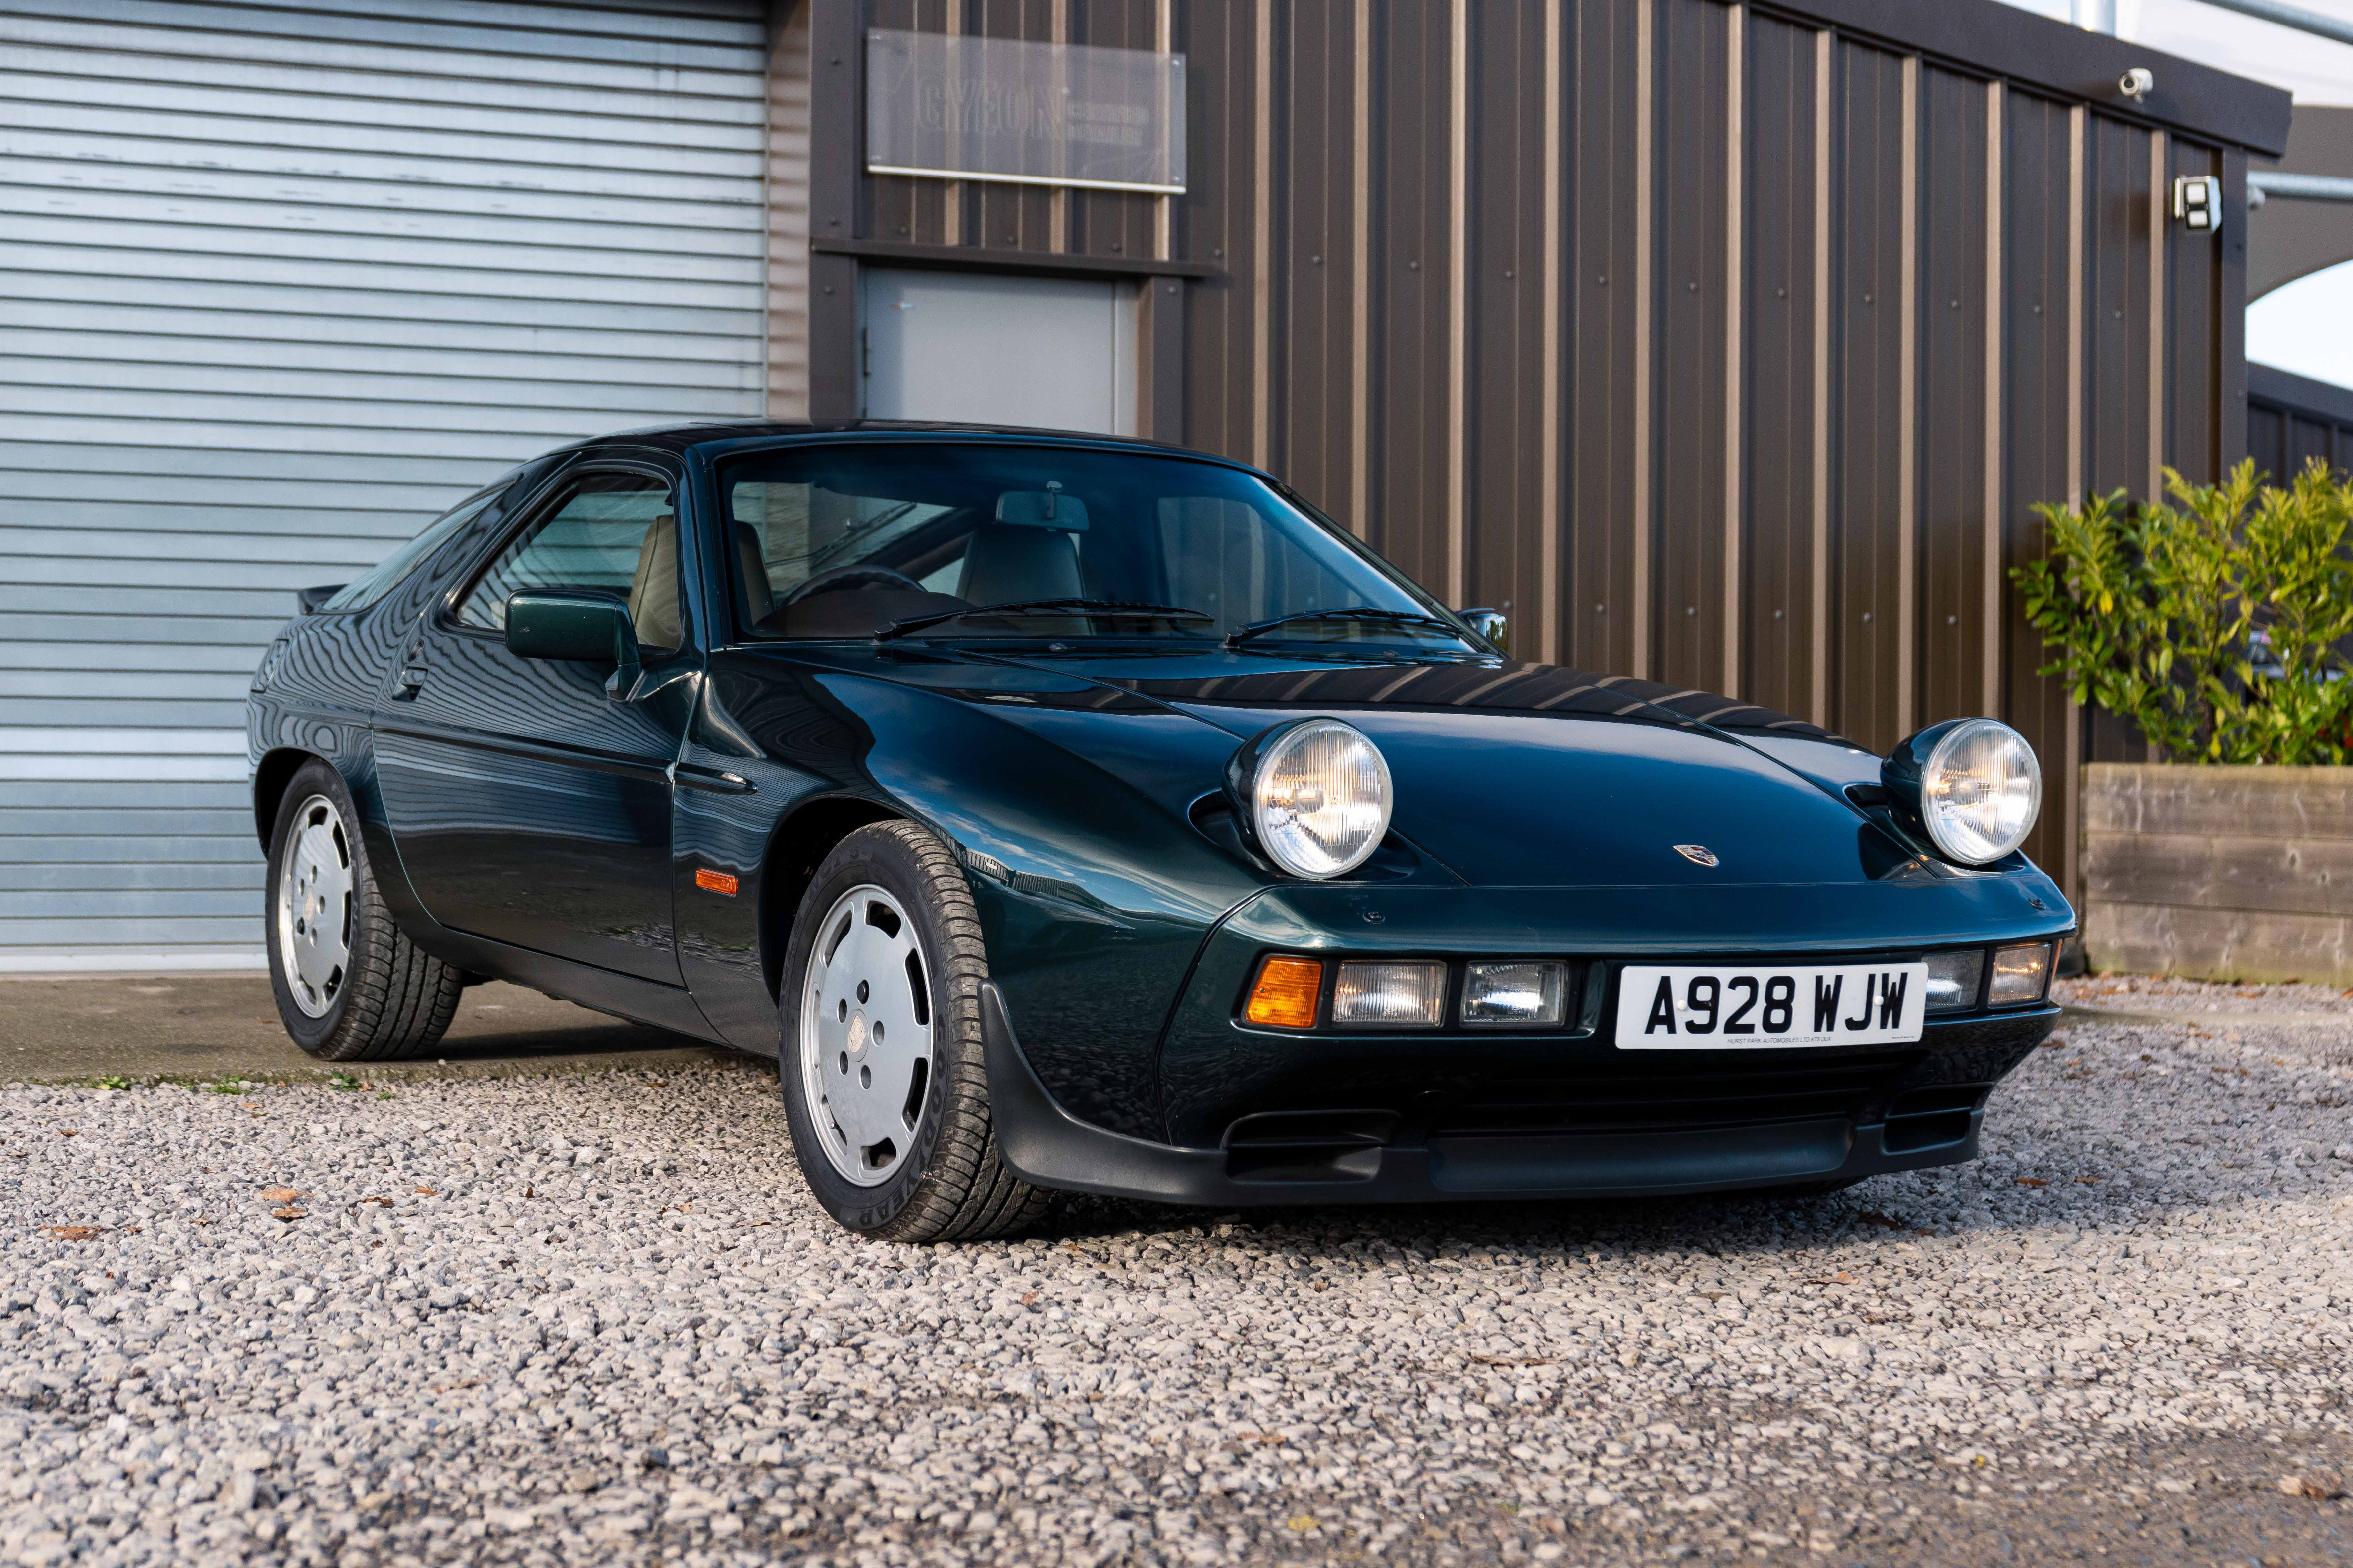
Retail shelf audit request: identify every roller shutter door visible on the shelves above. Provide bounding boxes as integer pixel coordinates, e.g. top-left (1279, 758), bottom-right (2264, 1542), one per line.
top-left (0, 0), bottom-right (769, 971)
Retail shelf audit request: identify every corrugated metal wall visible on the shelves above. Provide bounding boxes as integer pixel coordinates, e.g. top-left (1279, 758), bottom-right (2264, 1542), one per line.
top-left (0, 0), bottom-right (771, 970)
top-left (2247, 361), bottom-right (2353, 478)
top-left (797, 0), bottom-right (2285, 911)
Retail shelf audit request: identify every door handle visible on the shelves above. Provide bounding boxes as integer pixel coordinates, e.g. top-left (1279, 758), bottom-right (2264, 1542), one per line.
top-left (391, 642), bottom-right (428, 698)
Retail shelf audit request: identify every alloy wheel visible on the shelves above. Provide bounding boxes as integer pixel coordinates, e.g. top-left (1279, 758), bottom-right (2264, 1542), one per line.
top-left (797, 883), bottom-right (935, 1186)
top-left (276, 793), bottom-right (353, 1018)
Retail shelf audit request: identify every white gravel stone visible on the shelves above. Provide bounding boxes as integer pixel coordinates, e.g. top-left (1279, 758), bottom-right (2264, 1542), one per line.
top-left (0, 978), bottom-right (2347, 1564)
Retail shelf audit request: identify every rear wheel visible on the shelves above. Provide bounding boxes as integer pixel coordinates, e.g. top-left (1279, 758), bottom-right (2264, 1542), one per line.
top-left (265, 760), bottom-right (463, 1061)
top-left (778, 821), bottom-right (1051, 1241)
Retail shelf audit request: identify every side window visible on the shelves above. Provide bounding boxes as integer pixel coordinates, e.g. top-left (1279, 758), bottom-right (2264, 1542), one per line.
top-left (455, 472), bottom-right (682, 650)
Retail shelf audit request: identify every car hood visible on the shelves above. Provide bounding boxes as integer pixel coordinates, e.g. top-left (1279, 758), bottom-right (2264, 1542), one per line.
top-left (851, 648), bottom-right (1925, 889)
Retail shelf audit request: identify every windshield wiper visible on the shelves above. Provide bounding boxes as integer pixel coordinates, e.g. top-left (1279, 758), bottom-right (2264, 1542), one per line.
top-left (872, 598), bottom-right (1214, 645)
top-left (1221, 606), bottom-right (1475, 652)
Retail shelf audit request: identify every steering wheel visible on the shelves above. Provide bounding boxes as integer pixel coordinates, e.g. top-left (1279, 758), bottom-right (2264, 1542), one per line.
top-left (779, 564), bottom-right (929, 607)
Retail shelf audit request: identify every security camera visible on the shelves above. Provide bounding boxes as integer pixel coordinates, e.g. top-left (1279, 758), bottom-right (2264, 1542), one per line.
top-left (2119, 67), bottom-right (2154, 101)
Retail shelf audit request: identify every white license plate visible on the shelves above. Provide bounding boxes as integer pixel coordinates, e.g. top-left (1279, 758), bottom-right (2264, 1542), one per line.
top-left (1615, 962), bottom-right (1928, 1050)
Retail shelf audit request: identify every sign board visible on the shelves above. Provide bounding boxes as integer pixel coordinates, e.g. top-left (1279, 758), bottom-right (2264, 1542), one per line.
top-left (865, 28), bottom-right (1186, 195)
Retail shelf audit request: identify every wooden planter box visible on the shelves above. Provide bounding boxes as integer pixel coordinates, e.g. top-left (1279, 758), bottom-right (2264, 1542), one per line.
top-left (2082, 763), bottom-right (2353, 983)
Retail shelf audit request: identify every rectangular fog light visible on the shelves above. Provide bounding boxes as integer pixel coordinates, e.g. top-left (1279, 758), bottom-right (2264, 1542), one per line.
top-left (1988, 942), bottom-right (2054, 1007)
top-left (1461, 961), bottom-right (1567, 1026)
top-left (1332, 961), bottom-right (1447, 1027)
top-left (1923, 950), bottom-right (1986, 1013)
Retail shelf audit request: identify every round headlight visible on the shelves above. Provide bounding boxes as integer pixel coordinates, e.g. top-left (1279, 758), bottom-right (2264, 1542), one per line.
top-left (1247, 719), bottom-right (1393, 879)
top-left (1916, 718), bottom-right (2042, 864)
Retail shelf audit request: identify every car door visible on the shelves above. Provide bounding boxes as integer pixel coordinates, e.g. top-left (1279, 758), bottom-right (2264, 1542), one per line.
top-left (372, 460), bottom-right (698, 985)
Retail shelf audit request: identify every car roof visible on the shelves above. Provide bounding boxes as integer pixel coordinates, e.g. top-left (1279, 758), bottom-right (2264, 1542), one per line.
top-left (550, 418), bottom-right (1257, 470)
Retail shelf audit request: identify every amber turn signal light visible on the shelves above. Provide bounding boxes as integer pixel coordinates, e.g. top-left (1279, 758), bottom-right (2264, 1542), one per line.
top-left (1245, 955), bottom-right (1323, 1029)
top-left (694, 867), bottom-right (739, 897)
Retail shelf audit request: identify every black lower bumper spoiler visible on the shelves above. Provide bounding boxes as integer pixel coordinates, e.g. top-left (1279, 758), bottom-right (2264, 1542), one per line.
top-left (980, 983), bottom-right (2057, 1207)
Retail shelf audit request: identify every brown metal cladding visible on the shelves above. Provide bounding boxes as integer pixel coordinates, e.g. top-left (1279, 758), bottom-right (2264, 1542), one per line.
top-left (789, 0), bottom-right (2289, 912)
top-left (1651, 0), bottom-right (1731, 697)
top-left (1739, 14), bottom-right (1822, 726)
top-left (1831, 40), bottom-right (1907, 755)
top-left (2000, 90), bottom-right (2077, 873)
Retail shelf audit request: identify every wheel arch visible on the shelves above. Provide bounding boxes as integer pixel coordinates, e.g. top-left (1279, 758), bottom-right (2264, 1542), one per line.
top-left (251, 747), bottom-right (322, 849)
top-left (757, 793), bottom-right (907, 1002)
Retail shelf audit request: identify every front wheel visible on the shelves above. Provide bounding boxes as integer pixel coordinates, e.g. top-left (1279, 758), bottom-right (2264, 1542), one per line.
top-left (265, 760), bottom-right (464, 1061)
top-left (778, 821), bottom-right (1051, 1241)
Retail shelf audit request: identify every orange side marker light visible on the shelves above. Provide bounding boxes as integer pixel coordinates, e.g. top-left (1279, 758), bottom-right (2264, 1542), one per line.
top-left (695, 868), bottom-right (740, 897)
top-left (1245, 956), bottom-right (1324, 1029)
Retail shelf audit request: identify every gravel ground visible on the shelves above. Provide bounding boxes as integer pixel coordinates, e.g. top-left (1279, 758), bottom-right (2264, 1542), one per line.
top-left (3, 980), bottom-right (2351, 1567)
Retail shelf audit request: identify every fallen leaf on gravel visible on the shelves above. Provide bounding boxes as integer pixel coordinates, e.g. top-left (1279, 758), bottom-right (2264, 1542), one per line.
top-left (1855, 1211), bottom-right (1906, 1230)
top-left (2077, 1176), bottom-right (2101, 1185)
top-left (55, 1129), bottom-right (75, 1137)
top-left (2280, 1473), bottom-right (2346, 1500)
top-left (2016, 1178), bottom-right (2049, 1187)
top-left (1803, 1272), bottom-right (1858, 1285)
top-left (1020, 1291), bottom-right (1041, 1305)
top-left (362, 1196), bottom-right (394, 1206)
top-left (38, 1225), bottom-right (101, 1240)
top-left (1286, 1515), bottom-right (1318, 1532)
top-left (272, 1207), bottom-right (305, 1222)
top-left (260, 1186), bottom-right (302, 1202)
top-left (434, 1378), bottom-right (484, 1394)
top-left (1469, 1353), bottom-right (1554, 1367)
top-left (414, 1186), bottom-right (437, 1196)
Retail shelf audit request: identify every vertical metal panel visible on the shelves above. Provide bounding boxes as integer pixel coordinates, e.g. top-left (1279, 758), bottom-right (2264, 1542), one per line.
top-left (1722, 6), bottom-right (1747, 698)
top-left (1631, 0), bottom-right (1657, 680)
top-left (1914, 67), bottom-right (1989, 736)
top-left (0, 0), bottom-right (769, 969)
top-left (1810, 28), bottom-right (1833, 726)
top-left (1738, 15), bottom-right (1822, 724)
top-left (2168, 139), bottom-right (2223, 484)
top-left (1446, 0), bottom-right (1470, 607)
top-left (1368, 0), bottom-right (1452, 590)
top-left (1465, 2), bottom-right (1552, 634)
top-left (1540, 1), bottom-right (1566, 661)
top-left (1179, 0), bottom-right (1256, 463)
top-left (1830, 40), bottom-right (1907, 754)
top-left (1652, 0), bottom-right (1731, 695)
top-left (769, 0), bottom-right (814, 418)
top-left (2001, 89), bottom-right (2077, 876)
top-left (1568, 0), bottom-right (1646, 678)
top-left (1352, 0), bottom-right (1374, 536)
top-left (1278, 2), bottom-right (1355, 524)
top-left (1895, 56), bottom-right (1919, 740)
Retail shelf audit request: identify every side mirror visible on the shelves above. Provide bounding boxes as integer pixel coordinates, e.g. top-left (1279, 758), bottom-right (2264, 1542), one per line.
top-left (505, 590), bottom-right (642, 698)
top-left (1457, 606), bottom-right (1508, 651)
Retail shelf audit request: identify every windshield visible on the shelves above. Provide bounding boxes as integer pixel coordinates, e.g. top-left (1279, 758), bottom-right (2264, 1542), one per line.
top-left (720, 443), bottom-right (1459, 647)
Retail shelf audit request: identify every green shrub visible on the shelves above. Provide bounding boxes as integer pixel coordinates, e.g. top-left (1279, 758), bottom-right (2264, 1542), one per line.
top-left (2013, 459), bottom-right (2353, 764)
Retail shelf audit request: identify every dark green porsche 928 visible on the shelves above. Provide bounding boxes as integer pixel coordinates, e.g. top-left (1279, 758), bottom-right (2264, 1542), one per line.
top-left (247, 424), bottom-right (2073, 1241)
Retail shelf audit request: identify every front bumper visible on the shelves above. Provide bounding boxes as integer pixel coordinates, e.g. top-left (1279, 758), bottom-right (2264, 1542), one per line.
top-left (981, 982), bottom-right (2058, 1206)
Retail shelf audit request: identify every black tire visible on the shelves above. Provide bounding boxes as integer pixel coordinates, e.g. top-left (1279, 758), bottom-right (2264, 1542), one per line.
top-left (264, 759), bottom-right (464, 1062)
top-left (778, 821), bottom-right (1053, 1242)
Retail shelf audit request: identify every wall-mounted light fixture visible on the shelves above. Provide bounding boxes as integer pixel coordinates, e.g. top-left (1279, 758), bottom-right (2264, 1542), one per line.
top-left (2173, 174), bottom-right (2223, 233)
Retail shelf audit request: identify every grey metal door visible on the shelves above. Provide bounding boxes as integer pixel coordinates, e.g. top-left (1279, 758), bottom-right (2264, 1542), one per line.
top-left (0, 0), bottom-right (768, 972)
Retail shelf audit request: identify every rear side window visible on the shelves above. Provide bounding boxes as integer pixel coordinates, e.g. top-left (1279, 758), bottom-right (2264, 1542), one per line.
top-left (453, 472), bottom-right (682, 650)
top-left (322, 485), bottom-right (508, 613)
